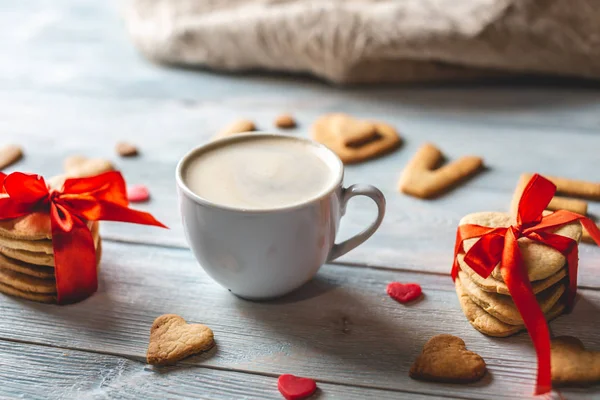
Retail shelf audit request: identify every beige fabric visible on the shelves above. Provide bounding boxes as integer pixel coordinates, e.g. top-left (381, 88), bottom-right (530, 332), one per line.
top-left (125, 0), bottom-right (600, 84)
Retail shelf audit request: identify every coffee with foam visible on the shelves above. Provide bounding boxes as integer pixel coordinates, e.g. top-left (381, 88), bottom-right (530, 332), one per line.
top-left (183, 136), bottom-right (338, 210)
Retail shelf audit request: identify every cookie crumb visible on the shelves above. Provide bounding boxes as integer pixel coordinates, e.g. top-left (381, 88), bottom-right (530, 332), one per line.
top-left (275, 114), bottom-right (296, 129)
top-left (116, 142), bottom-right (139, 157)
top-left (0, 144), bottom-right (23, 170)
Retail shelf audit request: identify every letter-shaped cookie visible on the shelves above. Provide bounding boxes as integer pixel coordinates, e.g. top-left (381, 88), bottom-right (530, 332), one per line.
top-left (551, 336), bottom-right (600, 385)
top-left (398, 143), bottom-right (483, 198)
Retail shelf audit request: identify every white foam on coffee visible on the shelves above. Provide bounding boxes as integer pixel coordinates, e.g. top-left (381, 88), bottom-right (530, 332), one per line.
top-left (184, 136), bottom-right (338, 210)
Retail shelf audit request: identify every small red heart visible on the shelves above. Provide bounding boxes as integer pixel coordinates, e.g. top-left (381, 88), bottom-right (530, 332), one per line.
top-left (277, 374), bottom-right (317, 400)
top-left (387, 282), bottom-right (422, 303)
top-left (127, 184), bottom-right (150, 203)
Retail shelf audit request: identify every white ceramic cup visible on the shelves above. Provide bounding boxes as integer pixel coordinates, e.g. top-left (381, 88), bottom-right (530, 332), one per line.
top-left (176, 133), bottom-right (386, 299)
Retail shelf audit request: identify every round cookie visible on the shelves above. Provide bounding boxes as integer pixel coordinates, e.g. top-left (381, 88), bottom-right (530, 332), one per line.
top-left (0, 252), bottom-right (54, 279)
top-left (0, 213), bottom-right (96, 242)
top-left (456, 253), bottom-right (567, 295)
top-left (459, 211), bottom-right (582, 282)
top-left (0, 267), bottom-right (56, 294)
top-left (0, 281), bottom-right (56, 303)
top-left (458, 270), bottom-right (565, 325)
top-left (0, 234), bottom-right (53, 254)
top-left (311, 113), bottom-right (401, 164)
top-left (0, 213), bottom-right (53, 240)
top-left (455, 276), bottom-right (565, 337)
top-left (0, 223), bottom-right (100, 267)
top-left (0, 245), bottom-right (54, 266)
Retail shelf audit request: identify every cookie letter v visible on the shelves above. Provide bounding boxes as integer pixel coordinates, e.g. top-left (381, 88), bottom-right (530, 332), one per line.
top-left (398, 143), bottom-right (483, 198)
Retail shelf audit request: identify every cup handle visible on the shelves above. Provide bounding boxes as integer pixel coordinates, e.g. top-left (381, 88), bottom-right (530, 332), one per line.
top-left (327, 184), bottom-right (386, 262)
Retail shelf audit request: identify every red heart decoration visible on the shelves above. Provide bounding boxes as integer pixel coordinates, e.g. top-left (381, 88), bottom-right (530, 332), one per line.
top-left (387, 282), bottom-right (422, 303)
top-left (277, 374), bottom-right (317, 400)
top-left (127, 184), bottom-right (150, 203)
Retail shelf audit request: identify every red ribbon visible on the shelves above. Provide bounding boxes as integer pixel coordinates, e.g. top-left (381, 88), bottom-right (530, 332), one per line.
top-left (0, 171), bottom-right (167, 304)
top-left (451, 174), bottom-right (600, 394)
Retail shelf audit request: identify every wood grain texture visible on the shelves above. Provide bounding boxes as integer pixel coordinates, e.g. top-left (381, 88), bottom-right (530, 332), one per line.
top-left (0, 241), bottom-right (597, 399)
top-left (1, 92), bottom-right (600, 280)
top-left (1, 340), bottom-right (440, 400)
top-left (1, 0), bottom-right (600, 399)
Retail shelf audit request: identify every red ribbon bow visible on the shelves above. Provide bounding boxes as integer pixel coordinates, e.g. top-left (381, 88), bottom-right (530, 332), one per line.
top-left (0, 171), bottom-right (167, 304)
top-left (451, 174), bottom-right (600, 394)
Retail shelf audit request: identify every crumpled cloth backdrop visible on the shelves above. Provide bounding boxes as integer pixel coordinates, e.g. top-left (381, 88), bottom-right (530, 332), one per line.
top-left (125, 0), bottom-right (600, 84)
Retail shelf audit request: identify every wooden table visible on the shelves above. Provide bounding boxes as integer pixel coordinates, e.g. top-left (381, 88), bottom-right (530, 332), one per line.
top-left (2, 1), bottom-right (600, 399)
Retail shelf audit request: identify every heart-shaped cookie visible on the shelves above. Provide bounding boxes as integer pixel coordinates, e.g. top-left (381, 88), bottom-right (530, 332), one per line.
top-left (329, 113), bottom-right (378, 147)
top-left (64, 155), bottom-right (114, 178)
top-left (277, 374), bottom-right (317, 400)
top-left (459, 211), bottom-right (582, 283)
top-left (456, 253), bottom-right (567, 296)
top-left (410, 334), bottom-right (487, 383)
top-left (551, 336), bottom-right (600, 385)
top-left (454, 277), bottom-right (565, 337)
top-left (146, 314), bottom-right (214, 365)
top-left (312, 113), bottom-right (401, 164)
top-left (457, 270), bottom-right (565, 325)
top-left (387, 282), bottom-right (422, 303)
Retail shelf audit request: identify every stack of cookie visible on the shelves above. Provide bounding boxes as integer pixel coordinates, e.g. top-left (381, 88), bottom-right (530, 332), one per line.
top-left (0, 212), bottom-right (101, 304)
top-left (454, 211), bottom-right (582, 337)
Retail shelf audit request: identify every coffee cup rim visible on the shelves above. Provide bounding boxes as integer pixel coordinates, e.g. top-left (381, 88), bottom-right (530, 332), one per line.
top-left (175, 132), bottom-right (344, 213)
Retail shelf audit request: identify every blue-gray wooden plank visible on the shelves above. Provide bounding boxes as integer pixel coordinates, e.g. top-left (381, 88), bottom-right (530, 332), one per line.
top-left (0, 240), bottom-right (597, 400)
top-left (1, 91), bottom-right (599, 284)
top-left (1, 0), bottom-right (600, 399)
top-left (2, 340), bottom-right (442, 400)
